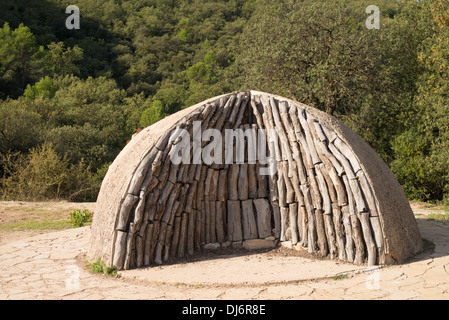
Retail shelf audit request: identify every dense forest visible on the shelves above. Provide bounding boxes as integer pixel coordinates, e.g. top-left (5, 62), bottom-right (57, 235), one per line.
top-left (0, 0), bottom-right (448, 203)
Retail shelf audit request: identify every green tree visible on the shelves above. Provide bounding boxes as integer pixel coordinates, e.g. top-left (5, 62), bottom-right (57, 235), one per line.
top-left (391, 0), bottom-right (449, 201)
top-left (0, 22), bottom-right (47, 98)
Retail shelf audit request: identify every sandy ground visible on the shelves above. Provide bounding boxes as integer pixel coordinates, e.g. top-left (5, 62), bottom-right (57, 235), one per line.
top-left (0, 200), bottom-right (448, 300)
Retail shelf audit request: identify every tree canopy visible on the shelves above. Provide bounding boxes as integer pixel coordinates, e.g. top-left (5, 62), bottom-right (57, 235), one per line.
top-left (0, 0), bottom-right (447, 202)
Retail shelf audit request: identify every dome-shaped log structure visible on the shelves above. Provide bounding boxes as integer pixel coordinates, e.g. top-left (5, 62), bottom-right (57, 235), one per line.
top-left (87, 91), bottom-right (422, 270)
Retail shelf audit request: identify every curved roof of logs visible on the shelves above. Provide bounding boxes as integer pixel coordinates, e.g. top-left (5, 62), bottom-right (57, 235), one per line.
top-left (88, 90), bottom-right (422, 270)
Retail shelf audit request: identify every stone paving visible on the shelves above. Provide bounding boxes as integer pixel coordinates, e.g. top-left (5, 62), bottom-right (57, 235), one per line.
top-left (0, 218), bottom-right (448, 300)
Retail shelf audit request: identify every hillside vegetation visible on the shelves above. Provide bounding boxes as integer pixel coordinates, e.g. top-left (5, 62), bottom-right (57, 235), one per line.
top-left (1, 0), bottom-right (448, 203)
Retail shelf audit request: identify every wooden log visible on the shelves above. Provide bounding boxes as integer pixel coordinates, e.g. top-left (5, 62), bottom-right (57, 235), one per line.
top-left (184, 181), bottom-right (197, 214)
top-left (215, 201), bottom-right (225, 243)
top-left (170, 216), bottom-right (182, 258)
top-left (253, 198), bottom-right (272, 239)
top-left (270, 98), bottom-right (294, 164)
top-left (343, 174), bottom-right (365, 264)
top-left (256, 162), bottom-right (269, 198)
top-left (350, 214), bottom-right (366, 265)
top-left (194, 209), bottom-right (202, 250)
top-left (370, 216), bottom-right (386, 265)
top-left (124, 223), bottom-right (136, 270)
top-left (187, 210), bottom-right (196, 256)
top-left (227, 200), bottom-right (243, 242)
top-left (260, 95), bottom-right (282, 162)
top-left (341, 205), bottom-right (354, 263)
top-left (242, 200), bottom-right (258, 240)
top-left (298, 205), bottom-right (308, 247)
top-left (279, 206), bottom-right (289, 242)
top-left (199, 204), bottom-right (206, 245)
top-left (314, 208), bottom-right (328, 258)
top-left (250, 97), bottom-right (265, 130)
top-left (151, 150), bottom-right (163, 177)
top-left (113, 230), bottom-right (128, 270)
top-left (196, 166), bottom-right (207, 211)
top-left (298, 108), bottom-right (321, 165)
top-left (116, 194), bottom-right (139, 232)
top-left (316, 164), bottom-right (332, 215)
top-left (136, 234), bottom-right (145, 268)
top-left (128, 147), bottom-right (159, 196)
top-left (334, 137), bottom-right (362, 174)
top-left (155, 182), bottom-right (175, 221)
top-left (155, 128), bottom-right (174, 151)
top-left (177, 212), bottom-right (189, 258)
top-left (187, 164), bottom-right (198, 185)
top-left (308, 168), bottom-right (322, 211)
top-left (146, 221), bottom-right (160, 265)
top-left (209, 200), bottom-right (217, 243)
top-left (215, 95), bottom-right (236, 131)
top-left (210, 170), bottom-right (219, 201)
top-left (311, 122), bottom-right (345, 176)
top-left (271, 200), bottom-right (281, 240)
top-left (289, 203), bottom-right (299, 245)
top-left (277, 162), bottom-right (287, 207)
top-left (233, 96), bottom-right (250, 130)
top-left (324, 214), bottom-right (337, 260)
top-left (300, 184), bottom-right (316, 252)
top-left (217, 169), bottom-right (228, 202)
top-left (288, 104), bottom-right (311, 168)
top-left (228, 164), bottom-right (240, 201)
top-left (238, 164), bottom-right (249, 200)
top-left (227, 93), bottom-right (245, 127)
top-left (357, 171), bottom-right (379, 217)
top-left (332, 203), bottom-right (347, 261)
top-left (328, 142), bottom-right (354, 179)
top-left (248, 164), bottom-right (258, 199)
top-left (359, 211), bottom-right (377, 266)
top-left (328, 167), bottom-right (348, 206)
top-left (348, 178), bottom-right (368, 214)
top-left (281, 161), bottom-right (296, 204)
top-left (204, 197), bottom-right (211, 244)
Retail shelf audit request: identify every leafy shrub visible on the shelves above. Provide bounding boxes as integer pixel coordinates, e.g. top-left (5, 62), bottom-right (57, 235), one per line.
top-left (0, 142), bottom-right (99, 202)
top-left (68, 209), bottom-right (93, 227)
top-left (86, 258), bottom-right (119, 277)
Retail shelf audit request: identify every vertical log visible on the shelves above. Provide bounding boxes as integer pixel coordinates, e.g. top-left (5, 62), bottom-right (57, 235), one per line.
top-left (228, 164), bottom-right (240, 201)
top-left (194, 209), bottom-right (202, 251)
top-left (209, 200), bottom-right (217, 243)
top-left (277, 162), bottom-right (287, 207)
top-left (370, 216), bottom-right (386, 265)
top-left (301, 184), bottom-right (316, 253)
top-left (238, 163), bottom-right (249, 200)
top-left (215, 201), bottom-right (225, 243)
top-left (332, 203), bottom-right (347, 261)
top-left (280, 206), bottom-right (289, 242)
top-left (217, 169), bottom-right (228, 202)
top-left (187, 210), bottom-right (196, 256)
top-left (177, 212), bottom-right (189, 258)
top-left (341, 205), bottom-right (354, 263)
top-left (359, 212), bottom-right (377, 266)
top-left (289, 203), bottom-right (299, 245)
top-left (298, 205), bottom-right (308, 247)
top-left (113, 231), bottom-right (127, 270)
top-left (170, 216), bottom-right (182, 258)
top-left (242, 200), bottom-right (258, 240)
top-left (227, 200), bottom-right (243, 242)
top-left (253, 199), bottom-right (272, 239)
top-left (248, 164), bottom-right (258, 199)
top-left (204, 197), bottom-right (211, 244)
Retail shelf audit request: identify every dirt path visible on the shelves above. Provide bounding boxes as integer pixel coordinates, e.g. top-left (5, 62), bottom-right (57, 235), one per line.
top-left (0, 201), bottom-right (448, 300)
